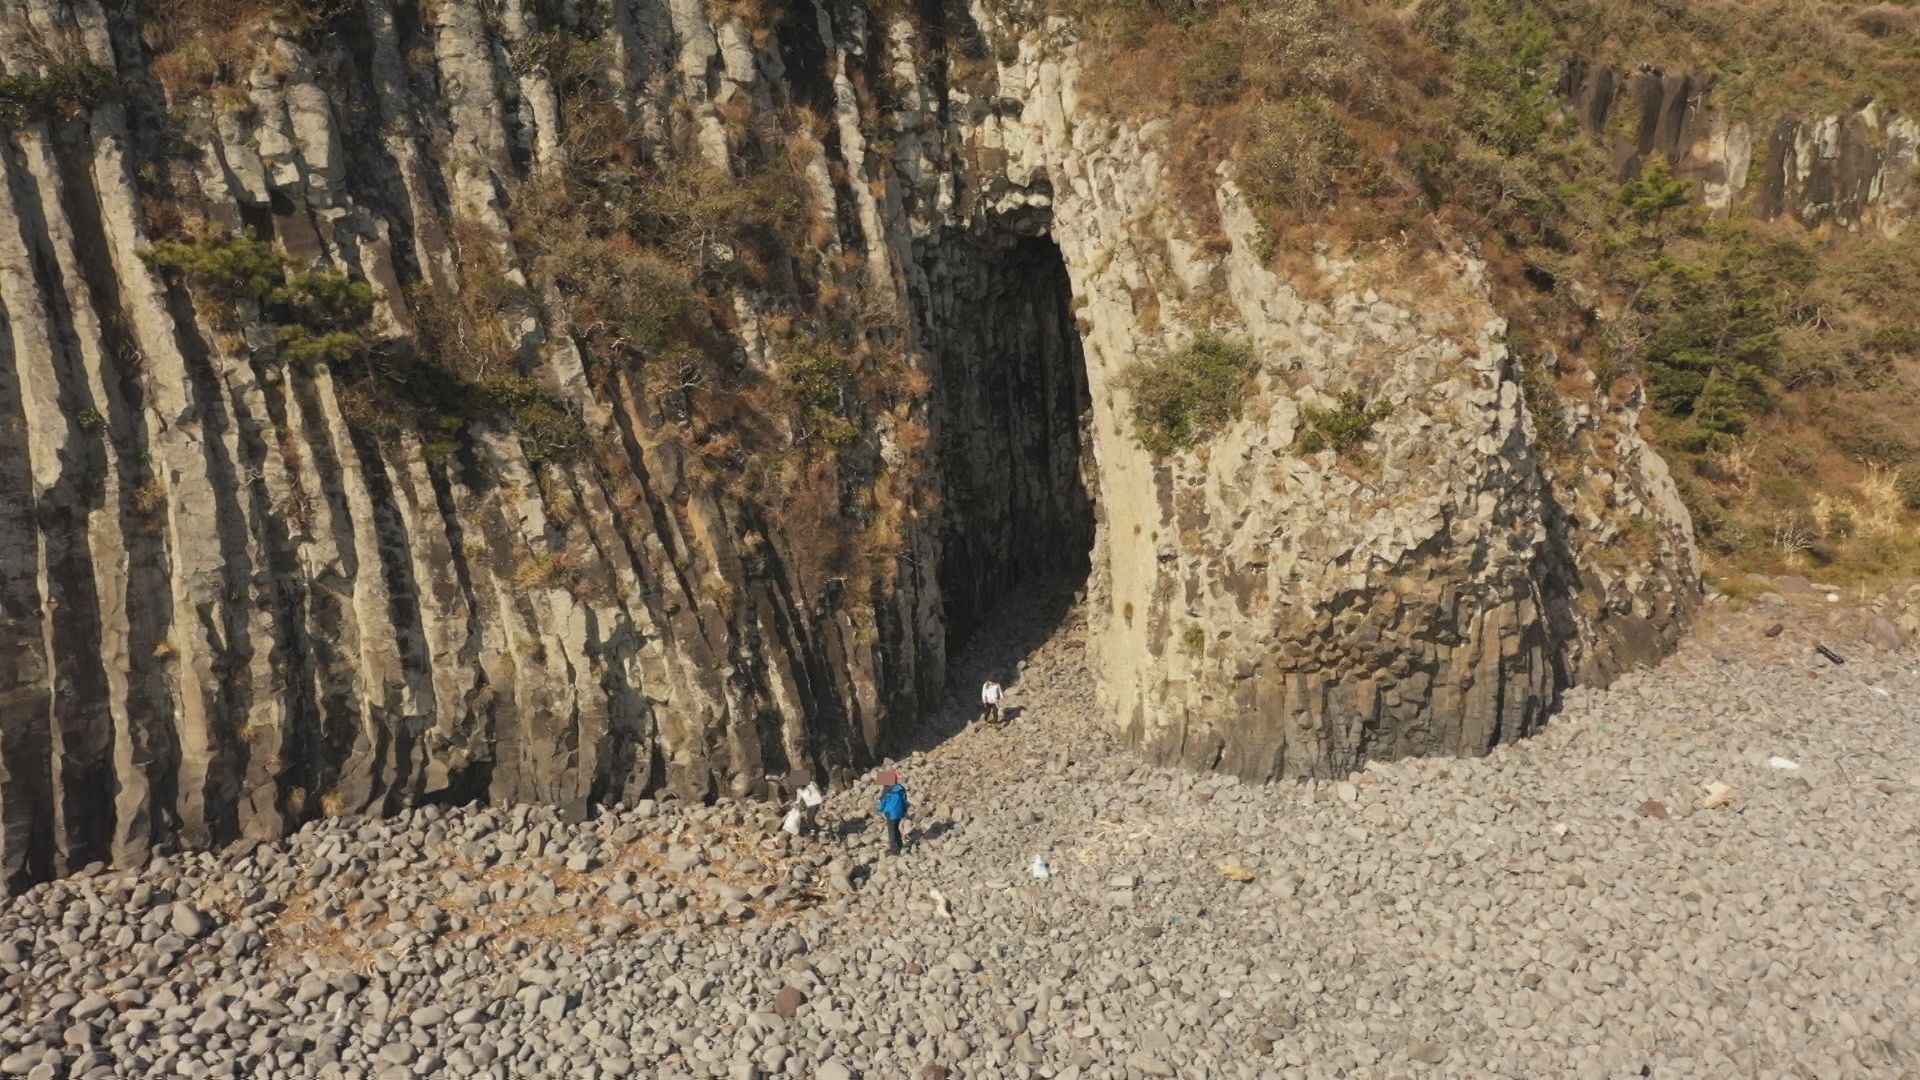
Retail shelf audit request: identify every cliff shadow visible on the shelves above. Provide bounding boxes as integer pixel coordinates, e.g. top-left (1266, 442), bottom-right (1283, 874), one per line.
top-left (906, 223), bottom-right (1096, 756)
top-left (922, 230), bottom-right (1095, 639)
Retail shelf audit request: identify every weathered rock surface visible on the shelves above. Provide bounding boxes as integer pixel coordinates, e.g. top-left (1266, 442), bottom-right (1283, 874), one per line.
top-left (0, 0), bottom-right (1710, 890)
top-left (1871, 582), bottom-right (1920, 647)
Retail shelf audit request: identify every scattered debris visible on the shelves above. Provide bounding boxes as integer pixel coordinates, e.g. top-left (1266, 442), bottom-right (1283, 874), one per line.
top-left (1638, 799), bottom-right (1670, 821)
top-left (929, 888), bottom-right (953, 920)
top-left (1217, 862), bottom-right (1255, 884)
top-left (1767, 757), bottom-right (1800, 771)
top-left (1030, 856), bottom-right (1051, 881)
top-left (1869, 686), bottom-right (1891, 699)
top-left (1700, 781), bottom-right (1737, 809)
top-left (1764, 624), bottom-right (1785, 638)
top-left (1547, 822), bottom-right (1572, 839)
top-left (1815, 644), bottom-right (1847, 665)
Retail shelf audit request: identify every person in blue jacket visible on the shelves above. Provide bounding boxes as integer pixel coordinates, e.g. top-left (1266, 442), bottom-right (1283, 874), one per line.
top-left (876, 770), bottom-right (909, 854)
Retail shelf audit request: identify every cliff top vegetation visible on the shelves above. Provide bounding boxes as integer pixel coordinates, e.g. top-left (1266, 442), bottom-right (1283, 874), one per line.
top-left (1059, 0), bottom-right (1920, 589)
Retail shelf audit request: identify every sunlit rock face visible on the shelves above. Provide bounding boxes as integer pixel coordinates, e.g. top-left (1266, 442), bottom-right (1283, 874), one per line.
top-left (0, 0), bottom-right (1704, 890)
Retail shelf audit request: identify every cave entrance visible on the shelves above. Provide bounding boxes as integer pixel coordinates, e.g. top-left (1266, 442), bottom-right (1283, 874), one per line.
top-left (925, 232), bottom-right (1095, 655)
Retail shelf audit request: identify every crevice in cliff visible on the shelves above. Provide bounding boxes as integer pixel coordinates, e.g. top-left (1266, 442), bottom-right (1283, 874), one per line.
top-left (157, 285), bottom-right (259, 845)
top-left (924, 232), bottom-right (1095, 655)
top-left (12, 135), bottom-right (119, 874)
top-left (422, 458), bottom-right (493, 807)
top-left (0, 256), bottom-right (54, 893)
top-left (776, 0), bottom-right (834, 115)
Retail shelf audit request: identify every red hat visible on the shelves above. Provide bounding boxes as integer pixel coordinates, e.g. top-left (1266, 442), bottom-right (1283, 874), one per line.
top-left (876, 769), bottom-right (899, 786)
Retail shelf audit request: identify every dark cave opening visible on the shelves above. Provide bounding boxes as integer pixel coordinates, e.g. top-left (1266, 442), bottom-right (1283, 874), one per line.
top-left (925, 233), bottom-right (1096, 656)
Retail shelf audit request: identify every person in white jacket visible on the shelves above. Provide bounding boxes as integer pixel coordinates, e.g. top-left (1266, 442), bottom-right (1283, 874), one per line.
top-left (979, 679), bottom-right (1003, 725)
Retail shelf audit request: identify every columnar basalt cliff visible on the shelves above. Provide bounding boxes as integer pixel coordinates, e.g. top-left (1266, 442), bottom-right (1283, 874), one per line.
top-left (0, 0), bottom-right (1725, 889)
top-left (1560, 58), bottom-right (1918, 233)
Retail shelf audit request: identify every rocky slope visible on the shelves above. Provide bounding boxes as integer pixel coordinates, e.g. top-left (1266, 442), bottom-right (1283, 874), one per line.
top-left (0, 586), bottom-right (1915, 1078)
top-left (0, 0), bottom-right (1800, 888)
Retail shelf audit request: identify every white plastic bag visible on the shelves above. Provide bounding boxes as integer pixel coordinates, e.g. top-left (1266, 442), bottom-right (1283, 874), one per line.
top-left (781, 807), bottom-right (803, 836)
top-left (1030, 855), bottom-right (1051, 880)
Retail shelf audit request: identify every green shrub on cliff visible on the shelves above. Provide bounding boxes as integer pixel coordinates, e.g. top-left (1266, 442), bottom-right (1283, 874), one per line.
top-left (781, 334), bottom-right (864, 448)
top-left (143, 231), bottom-right (287, 302)
top-left (1620, 159), bottom-right (1692, 224)
top-left (1439, 2), bottom-right (1557, 157)
top-left (1122, 333), bottom-right (1260, 455)
top-left (1294, 390), bottom-right (1393, 457)
top-left (145, 228), bottom-right (589, 463)
top-left (1631, 231), bottom-right (1816, 449)
top-left (143, 230), bottom-right (376, 363)
top-left (0, 60), bottom-right (118, 124)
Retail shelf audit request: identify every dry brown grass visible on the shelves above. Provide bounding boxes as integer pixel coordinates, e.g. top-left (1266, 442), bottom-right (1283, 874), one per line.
top-left (280, 488), bottom-right (316, 534)
top-left (892, 416), bottom-right (931, 455)
top-left (768, 453), bottom-right (857, 591)
top-left (130, 476), bottom-right (167, 516)
top-left (261, 890), bottom-right (380, 973)
top-left (139, 0), bottom-right (350, 99)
